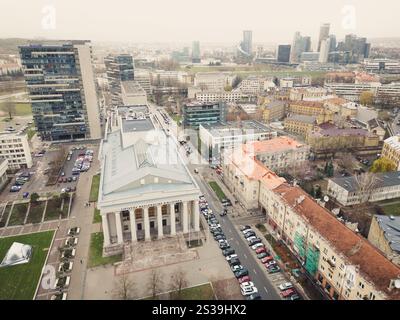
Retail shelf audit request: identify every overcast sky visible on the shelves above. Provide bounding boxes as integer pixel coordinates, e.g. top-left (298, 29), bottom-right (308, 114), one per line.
top-left (1, 0), bottom-right (399, 44)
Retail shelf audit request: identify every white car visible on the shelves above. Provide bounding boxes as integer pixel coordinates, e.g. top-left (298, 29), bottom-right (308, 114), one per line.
top-left (240, 281), bottom-right (255, 290)
top-left (218, 239), bottom-right (228, 245)
top-left (67, 227), bottom-right (80, 235)
top-left (54, 276), bottom-right (71, 289)
top-left (241, 286), bottom-right (258, 296)
top-left (51, 292), bottom-right (67, 300)
top-left (278, 282), bottom-right (294, 291)
top-left (226, 254), bottom-right (238, 261)
top-left (242, 228), bottom-right (254, 235)
top-left (64, 237), bottom-right (78, 246)
top-left (251, 243), bottom-right (265, 250)
top-left (58, 261), bottom-right (74, 273)
top-left (246, 236), bottom-right (257, 243)
top-left (210, 224), bottom-right (220, 229)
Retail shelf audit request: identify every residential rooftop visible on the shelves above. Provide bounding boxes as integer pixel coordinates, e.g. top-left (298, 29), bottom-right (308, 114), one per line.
top-left (329, 171), bottom-right (400, 193)
top-left (274, 183), bottom-right (400, 299)
top-left (285, 114), bottom-right (317, 124)
top-left (384, 135), bottom-right (400, 151)
top-left (200, 120), bottom-right (274, 137)
top-left (374, 215), bottom-right (400, 254)
top-left (243, 136), bottom-right (308, 155)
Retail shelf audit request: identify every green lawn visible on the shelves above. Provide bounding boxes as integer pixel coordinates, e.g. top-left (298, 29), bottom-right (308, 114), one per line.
top-left (61, 195), bottom-right (70, 218)
top-left (378, 200), bottom-right (400, 216)
top-left (145, 283), bottom-right (215, 300)
top-left (89, 174), bottom-right (100, 202)
top-left (208, 181), bottom-right (227, 202)
top-left (93, 207), bottom-right (101, 224)
top-left (0, 230), bottom-right (54, 300)
top-left (0, 102), bottom-right (32, 117)
top-left (8, 203), bottom-right (29, 226)
top-left (27, 127), bottom-right (36, 140)
top-left (44, 197), bottom-right (63, 221)
top-left (87, 232), bottom-right (122, 268)
top-left (26, 201), bottom-right (46, 224)
top-left (0, 204), bottom-right (12, 228)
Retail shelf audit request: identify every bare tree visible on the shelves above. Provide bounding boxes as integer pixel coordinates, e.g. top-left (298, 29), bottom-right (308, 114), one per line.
top-left (148, 269), bottom-right (163, 299)
top-left (113, 273), bottom-right (135, 300)
top-left (338, 153), bottom-right (357, 172)
top-left (354, 172), bottom-right (380, 204)
top-left (3, 99), bottom-right (15, 120)
top-left (169, 269), bottom-right (188, 300)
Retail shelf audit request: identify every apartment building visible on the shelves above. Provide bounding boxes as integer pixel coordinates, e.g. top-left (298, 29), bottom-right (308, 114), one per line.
top-left (222, 147), bottom-right (286, 209)
top-left (382, 135), bottom-right (400, 170)
top-left (121, 81), bottom-right (147, 105)
top-left (306, 124), bottom-right (379, 152)
top-left (199, 120), bottom-right (277, 159)
top-left (19, 41), bottom-right (101, 141)
top-left (289, 88), bottom-right (330, 101)
top-left (194, 72), bottom-right (236, 91)
top-left (236, 76), bottom-right (275, 95)
top-left (284, 114), bottom-right (316, 137)
top-left (193, 90), bottom-right (244, 103)
top-left (324, 82), bottom-right (380, 102)
top-left (288, 100), bottom-right (327, 117)
top-left (364, 59), bottom-right (400, 74)
top-left (134, 69), bottom-right (152, 95)
top-left (327, 171), bottom-right (400, 206)
top-left (245, 136), bottom-right (310, 172)
top-left (151, 70), bottom-right (191, 86)
top-left (261, 100), bottom-right (287, 123)
top-left (0, 158), bottom-right (8, 190)
top-left (368, 215), bottom-right (400, 266)
top-left (260, 183), bottom-right (400, 300)
top-left (0, 132), bottom-right (32, 169)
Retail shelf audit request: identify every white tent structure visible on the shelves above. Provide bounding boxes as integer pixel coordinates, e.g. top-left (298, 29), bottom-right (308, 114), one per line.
top-left (0, 242), bottom-right (32, 268)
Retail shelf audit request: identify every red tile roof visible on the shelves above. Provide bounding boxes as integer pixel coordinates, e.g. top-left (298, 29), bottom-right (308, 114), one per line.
top-left (273, 183), bottom-right (400, 299)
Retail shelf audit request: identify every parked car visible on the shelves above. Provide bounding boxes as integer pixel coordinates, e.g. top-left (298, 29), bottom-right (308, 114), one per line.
top-left (228, 258), bottom-right (241, 267)
top-left (67, 177), bottom-right (72, 182)
top-left (214, 234), bottom-right (226, 241)
top-left (244, 232), bottom-right (256, 239)
top-left (234, 268), bottom-right (249, 278)
top-left (240, 225), bottom-right (251, 232)
top-left (72, 176), bottom-right (77, 181)
top-left (231, 264), bottom-right (244, 273)
top-left (242, 228), bottom-right (254, 235)
top-left (23, 192), bottom-right (29, 199)
top-left (261, 256), bottom-right (274, 264)
top-left (257, 252), bottom-right (268, 259)
top-left (267, 265), bottom-right (280, 274)
top-left (219, 241), bottom-right (230, 250)
top-left (255, 247), bottom-right (266, 254)
top-left (246, 236), bottom-right (257, 243)
top-left (67, 227), bottom-right (80, 236)
top-left (249, 238), bottom-right (262, 246)
top-left (10, 185), bottom-right (22, 192)
top-left (222, 248), bottom-right (235, 257)
top-left (241, 286), bottom-right (258, 296)
top-left (226, 254), bottom-right (238, 261)
top-left (61, 171), bottom-right (65, 176)
top-left (238, 276), bottom-right (251, 284)
top-left (264, 260), bottom-right (277, 268)
top-left (246, 293), bottom-right (262, 300)
top-left (280, 288), bottom-right (297, 298)
top-left (278, 282), bottom-right (294, 291)
top-left (251, 243), bottom-right (265, 250)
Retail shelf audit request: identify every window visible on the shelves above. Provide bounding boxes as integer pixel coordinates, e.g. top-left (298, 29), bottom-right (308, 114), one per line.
top-left (359, 282), bottom-right (364, 289)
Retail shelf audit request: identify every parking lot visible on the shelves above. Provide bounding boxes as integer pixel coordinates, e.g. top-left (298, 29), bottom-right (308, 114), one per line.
top-left (0, 144), bottom-right (96, 202)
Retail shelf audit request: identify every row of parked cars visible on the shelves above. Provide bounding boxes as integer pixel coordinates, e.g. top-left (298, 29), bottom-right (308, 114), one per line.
top-left (10, 172), bottom-right (32, 192)
top-left (240, 225), bottom-right (301, 300)
top-left (51, 227), bottom-right (80, 300)
top-left (199, 195), bottom-right (261, 300)
top-left (71, 149), bottom-right (93, 175)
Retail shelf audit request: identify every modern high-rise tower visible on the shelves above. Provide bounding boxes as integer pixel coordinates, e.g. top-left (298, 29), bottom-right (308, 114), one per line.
top-left (104, 54), bottom-right (135, 106)
top-left (318, 23), bottom-right (330, 51)
top-left (192, 41), bottom-right (201, 63)
top-left (277, 45), bottom-right (291, 63)
top-left (241, 30), bottom-right (253, 56)
top-left (290, 32), bottom-right (311, 63)
top-left (19, 41), bottom-right (101, 141)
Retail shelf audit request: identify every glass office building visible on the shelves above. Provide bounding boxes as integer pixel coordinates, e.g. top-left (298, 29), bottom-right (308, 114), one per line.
top-left (19, 41), bottom-right (101, 141)
top-left (104, 54), bottom-right (135, 106)
top-left (183, 101), bottom-right (226, 128)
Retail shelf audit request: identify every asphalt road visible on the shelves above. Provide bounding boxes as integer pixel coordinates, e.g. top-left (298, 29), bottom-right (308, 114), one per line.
top-left (194, 174), bottom-right (281, 300)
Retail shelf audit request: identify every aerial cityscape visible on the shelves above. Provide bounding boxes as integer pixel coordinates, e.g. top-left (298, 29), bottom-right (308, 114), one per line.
top-left (1, 0), bottom-right (400, 305)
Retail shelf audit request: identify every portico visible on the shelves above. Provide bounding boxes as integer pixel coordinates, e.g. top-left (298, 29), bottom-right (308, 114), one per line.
top-left (102, 199), bottom-right (200, 244)
top-left (97, 119), bottom-right (201, 255)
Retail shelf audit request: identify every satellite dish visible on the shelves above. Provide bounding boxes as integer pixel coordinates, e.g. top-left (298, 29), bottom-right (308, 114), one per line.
top-left (395, 279), bottom-right (400, 289)
top-left (324, 196), bottom-right (330, 202)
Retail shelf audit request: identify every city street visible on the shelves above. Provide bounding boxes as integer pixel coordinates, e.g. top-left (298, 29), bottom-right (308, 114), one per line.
top-left (148, 104), bottom-right (282, 300)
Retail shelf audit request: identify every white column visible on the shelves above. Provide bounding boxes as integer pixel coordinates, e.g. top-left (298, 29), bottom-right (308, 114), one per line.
top-left (157, 205), bottom-right (163, 239)
top-left (129, 209), bottom-right (137, 242)
top-left (144, 207), bottom-right (151, 241)
top-left (102, 213), bottom-right (110, 246)
top-left (115, 212), bottom-right (123, 244)
top-left (170, 203), bottom-right (176, 235)
top-left (193, 200), bottom-right (200, 231)
top-left (182, 201), bottom-right (188, 233)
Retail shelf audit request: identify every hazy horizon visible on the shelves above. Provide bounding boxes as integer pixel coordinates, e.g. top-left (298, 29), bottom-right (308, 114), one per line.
top-left (1, 0), bottom-right (399, 44)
